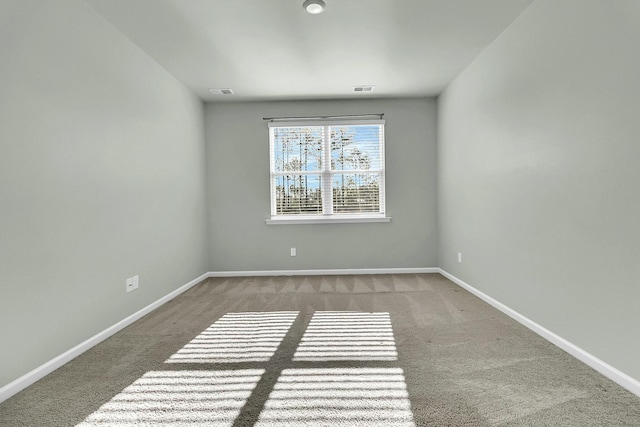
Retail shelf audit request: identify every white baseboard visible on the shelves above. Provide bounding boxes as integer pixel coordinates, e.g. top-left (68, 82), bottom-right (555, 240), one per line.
top-left (0, 268), bottom-right (432, 403)
top-left (209, 267), bottom-right (438, 277)
top-left (0, 272), bottom-right (209, 404)
top-left (11, 268), bottom-right (634, 405)
top-left (438, 269), bottom-right (640, 398)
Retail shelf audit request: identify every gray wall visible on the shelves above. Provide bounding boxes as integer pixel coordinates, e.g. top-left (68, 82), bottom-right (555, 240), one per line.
top-left (0, 0), bottom-right (209, 388)
top-left (205, 99), bottom-right (437, 271)
top-left (438, 0), bottom-right (640, 380)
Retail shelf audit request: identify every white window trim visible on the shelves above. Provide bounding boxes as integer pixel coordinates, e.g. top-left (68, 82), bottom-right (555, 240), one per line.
top-left (266, 119), bottom-right (389, 225)
top-left (266, 215), bottom-right (391, 225)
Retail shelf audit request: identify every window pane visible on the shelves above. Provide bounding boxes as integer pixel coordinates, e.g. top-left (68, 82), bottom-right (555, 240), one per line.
top-left (332, 173), bottom-right (380, 213)
top-left (272, 127), bottom-right (323, 172)
top-left (330, 125), bottom-right (381, 171)
top-left (274, 175), bottom-right (322, 215)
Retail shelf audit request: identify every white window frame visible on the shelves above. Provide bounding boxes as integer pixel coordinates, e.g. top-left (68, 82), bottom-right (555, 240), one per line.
top-left (266, 119), bottom-right (391, 225)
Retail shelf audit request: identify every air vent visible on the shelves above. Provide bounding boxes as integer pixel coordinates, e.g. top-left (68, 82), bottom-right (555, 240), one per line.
top-left (353, 85), bottom-right (374, 93)
top-left (209, 88), bottom-right (234, 95)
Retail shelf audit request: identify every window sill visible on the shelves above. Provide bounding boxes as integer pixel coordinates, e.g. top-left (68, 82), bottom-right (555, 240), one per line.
top-left (265, 216), bottom-right (392, 225)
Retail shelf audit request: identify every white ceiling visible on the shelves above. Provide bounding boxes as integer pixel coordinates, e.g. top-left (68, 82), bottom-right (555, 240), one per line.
top-left (84, 0), bottom-right (533, 102)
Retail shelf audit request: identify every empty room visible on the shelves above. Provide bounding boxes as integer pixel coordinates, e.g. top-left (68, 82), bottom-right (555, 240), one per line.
top-left (1, 0), bottom-right (639, 425)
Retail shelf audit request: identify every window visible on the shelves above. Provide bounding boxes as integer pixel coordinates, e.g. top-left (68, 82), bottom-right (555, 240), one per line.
top-left (267, 119), bottom-right (389, 224)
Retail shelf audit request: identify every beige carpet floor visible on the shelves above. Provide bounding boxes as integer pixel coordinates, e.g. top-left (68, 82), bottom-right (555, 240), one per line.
top-left (1, 273), bottom-right (639, 426)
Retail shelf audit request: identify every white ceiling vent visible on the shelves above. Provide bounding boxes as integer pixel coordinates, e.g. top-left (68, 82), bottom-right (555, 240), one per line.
top-left (209, 88), bottom-right (234, 95)
top-left (353, 85), bottom-right (374, 93)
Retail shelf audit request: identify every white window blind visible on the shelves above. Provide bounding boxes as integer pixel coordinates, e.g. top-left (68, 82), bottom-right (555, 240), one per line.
top-left (268, 119), bottom-right (386, 223)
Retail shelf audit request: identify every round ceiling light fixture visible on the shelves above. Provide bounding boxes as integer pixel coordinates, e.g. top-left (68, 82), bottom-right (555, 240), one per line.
top-left (303, 0), bottom-right (326, 14)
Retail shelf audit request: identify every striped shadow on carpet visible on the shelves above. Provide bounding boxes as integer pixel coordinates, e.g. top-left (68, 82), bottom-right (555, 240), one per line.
top-left (77, 310), bottom-right (415, 427)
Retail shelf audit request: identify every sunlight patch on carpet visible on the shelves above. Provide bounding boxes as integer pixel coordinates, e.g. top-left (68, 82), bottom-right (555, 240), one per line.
top-left (166, 311), bottom-right (299, 363)
top-left (77, 370), bottom-right (264, 426)
top-left (255, 367), bottom-right (415, 426)
top-left (293, 311), bottom-right (398, 361)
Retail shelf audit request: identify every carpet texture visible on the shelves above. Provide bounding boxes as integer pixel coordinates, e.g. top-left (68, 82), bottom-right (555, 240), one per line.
top-left (1, 273), bottom-right (639, 426)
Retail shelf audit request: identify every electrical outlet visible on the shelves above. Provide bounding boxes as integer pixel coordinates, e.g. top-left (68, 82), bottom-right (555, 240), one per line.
top-left (126, 275), bottom-right (139, 292)
top-left (126, 277), bottom-right (135, 292)
top-left (290, 247), bottom-right (297, 257)
top-left (457, 252), bottom-right (463, 263)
